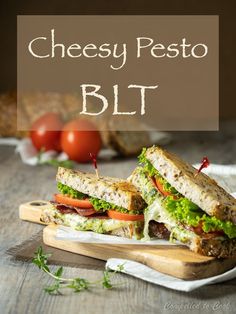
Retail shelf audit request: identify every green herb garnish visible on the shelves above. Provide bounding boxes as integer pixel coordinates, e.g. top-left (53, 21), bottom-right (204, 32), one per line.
top-left (33, 246), bottom-right (125, 295)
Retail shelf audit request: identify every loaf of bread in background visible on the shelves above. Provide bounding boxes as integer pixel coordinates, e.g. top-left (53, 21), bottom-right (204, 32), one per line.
top-left (101, 117), bottom-right (152, 156)
top-left (1, 91), bottom-right (81, 135)
top-left (102, 130), bottom-right (151, 156)
top-left (20, 92), bottom-right (65, 126)
top-left (0, 91), bottom-right (27, 138)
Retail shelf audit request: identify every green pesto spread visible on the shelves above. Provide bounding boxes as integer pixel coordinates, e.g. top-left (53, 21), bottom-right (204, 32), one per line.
top-left (49, 207), bottom-right (143, 239)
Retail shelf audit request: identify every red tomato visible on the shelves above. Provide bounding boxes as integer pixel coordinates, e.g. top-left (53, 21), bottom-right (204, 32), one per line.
top-left (30, 112), bottom-right (63, 152)
top-left (107, 210), bottom-right (144, 221)
top-left (60, 119), bottom-right (102, 163)
top-left (54, 194), bottom-right (93, 209)
top-left (154, 177), bottom-right (172, 197)
top-left (153, 177), bottom-right (179, 200)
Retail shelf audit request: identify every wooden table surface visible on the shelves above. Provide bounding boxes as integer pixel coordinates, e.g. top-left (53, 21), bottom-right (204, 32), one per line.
top-left (1, 130), bottom-right (236, 314)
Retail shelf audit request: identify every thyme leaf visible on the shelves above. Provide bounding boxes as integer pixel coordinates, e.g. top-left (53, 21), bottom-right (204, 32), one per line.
top-left (32, 246), bottom-right (125, 295)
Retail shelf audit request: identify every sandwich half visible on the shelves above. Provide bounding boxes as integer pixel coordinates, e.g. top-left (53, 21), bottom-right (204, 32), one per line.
top-left (128, 146), bottom-right (236, 257)
top-left (41, 167), bottom-right (146, 239)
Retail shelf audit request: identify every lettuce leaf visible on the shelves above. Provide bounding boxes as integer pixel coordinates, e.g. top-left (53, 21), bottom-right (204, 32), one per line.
top-left (89, 197), bottom-right (142, 214)
top-left (139, 148), bottom-right (179, 195)
top-left (201, 216), bottom-right (236, 238)
top-left (57, 182), bottom-right (86, 199)
top-left (164, 196), bottom-right (236, 239)
top-left (164, 196), bottom-right (202, 227)
top-left (57, 183), bottom-right (141, 214)
top-left (139, 148), bottom-right (158, 177)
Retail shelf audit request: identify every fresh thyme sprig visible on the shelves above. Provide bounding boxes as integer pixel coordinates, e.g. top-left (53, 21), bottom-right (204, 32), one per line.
top-left (32, 246), bottom-right (125, 295)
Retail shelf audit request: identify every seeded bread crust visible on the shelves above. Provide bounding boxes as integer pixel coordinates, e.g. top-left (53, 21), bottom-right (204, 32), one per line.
top-left (128, 166), bottom-right (236, 258)
top-left (169, 225), bottom-right (236, 258)
top-left (41, 206), bottom-right (143, 239)
top-left (56, 167), bottom-right (146, 211)
top-left (145, 146), bottom-right (236, 224)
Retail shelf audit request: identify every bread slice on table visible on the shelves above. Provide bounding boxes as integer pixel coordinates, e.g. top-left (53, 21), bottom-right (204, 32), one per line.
top-left (145, 146), bottom-right (236, 224)
top-left (56, 167), bottom-right (146, 211)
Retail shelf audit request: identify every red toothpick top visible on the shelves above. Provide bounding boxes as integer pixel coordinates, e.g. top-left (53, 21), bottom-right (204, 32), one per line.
top-left (195, 156), bottom-right (210, 177)
top-left (89, 153), bottom-right (99, 178)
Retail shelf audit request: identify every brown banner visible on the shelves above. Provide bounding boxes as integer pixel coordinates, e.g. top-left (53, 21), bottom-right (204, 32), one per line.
top-left (17, 15), bottom-right (219, 131)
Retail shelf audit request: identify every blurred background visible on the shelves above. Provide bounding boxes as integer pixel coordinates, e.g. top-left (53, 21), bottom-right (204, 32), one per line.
top-left (0, 0), bottom-right (235, 165)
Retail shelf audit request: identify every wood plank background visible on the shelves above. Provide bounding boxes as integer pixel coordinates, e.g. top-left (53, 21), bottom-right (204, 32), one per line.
top-left (1, 129), bottom-right (236, 314)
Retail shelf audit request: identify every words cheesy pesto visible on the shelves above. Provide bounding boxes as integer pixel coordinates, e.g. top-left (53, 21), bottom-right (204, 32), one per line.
top-left (28, 29), bottom-right (208, 71)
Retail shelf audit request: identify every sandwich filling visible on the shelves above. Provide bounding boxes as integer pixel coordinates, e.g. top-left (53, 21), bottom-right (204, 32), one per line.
top-left (139, 149), bottom-right (236, 240)
top-left (46, 182), bottom-right (145, 239)
top-left (57, 182), bottom-right (142, 215)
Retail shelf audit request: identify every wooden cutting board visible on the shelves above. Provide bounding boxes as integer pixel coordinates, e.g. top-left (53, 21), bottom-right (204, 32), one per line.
top-left (19, 200), bottom-right (236, 280)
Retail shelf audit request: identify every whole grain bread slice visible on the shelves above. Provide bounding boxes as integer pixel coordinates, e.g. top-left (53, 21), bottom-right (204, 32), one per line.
top-left (145, 146), bottom-right (236, 224)
top-left (168, 224), bottom-right (236, 258)
top-left (41, 206), bottom-right (143, 239)
top-left (56, 167), bottom-right (146, 211)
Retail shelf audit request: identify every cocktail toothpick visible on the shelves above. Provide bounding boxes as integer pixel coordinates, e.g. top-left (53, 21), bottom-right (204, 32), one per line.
top-left (89, 153), bottom-right (99, 178)
top-left (194, 156), bottom-right (210, 177)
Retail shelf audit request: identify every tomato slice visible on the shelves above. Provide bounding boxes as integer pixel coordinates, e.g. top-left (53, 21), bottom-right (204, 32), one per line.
top-left (153, 177), bottom-right (172, 197)
top-left (54, 194), bottom-right (93, 208)
top-left (107, 210), bottom-right (144, 221)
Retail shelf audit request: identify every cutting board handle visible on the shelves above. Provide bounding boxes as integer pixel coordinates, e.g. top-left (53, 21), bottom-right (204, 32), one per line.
top-left (19, 200), bottom-right (50, 224)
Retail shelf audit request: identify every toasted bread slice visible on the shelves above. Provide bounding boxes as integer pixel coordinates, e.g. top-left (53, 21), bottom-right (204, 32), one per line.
top-left (56, 167), bottom-right (146, 211)
top-left (145, 146), bottom-right (236, 224)
top-left (169, 224), bottom-right (236, 258)
top-left (41, 206), bottom-right (144, 239)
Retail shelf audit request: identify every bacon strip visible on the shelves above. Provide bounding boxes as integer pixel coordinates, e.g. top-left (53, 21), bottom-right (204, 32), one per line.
top-left (182, 221), bottom-right (225, 237)
top-left (51, 201), bottom-right (103, 217)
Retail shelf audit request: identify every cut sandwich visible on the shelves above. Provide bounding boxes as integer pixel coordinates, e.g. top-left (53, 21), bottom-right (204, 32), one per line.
top-left (41, 167), bottom-right (146, 239)
top-left (128, 146), bottom-right (236, 257)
